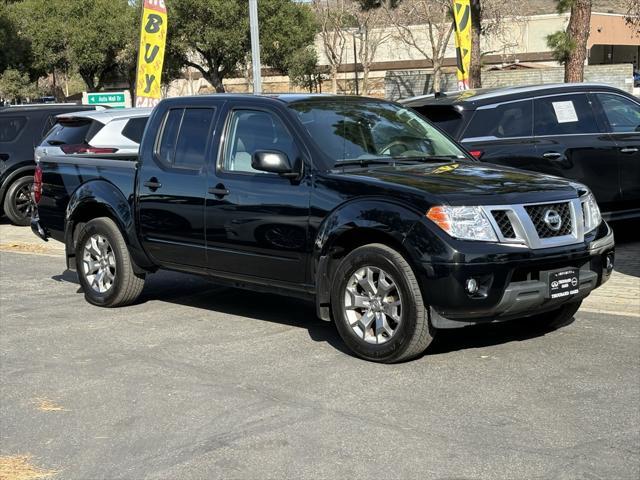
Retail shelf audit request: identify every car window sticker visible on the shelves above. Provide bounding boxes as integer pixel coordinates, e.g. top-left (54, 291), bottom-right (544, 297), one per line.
top-left (552, 101), bottom-right (579, 123)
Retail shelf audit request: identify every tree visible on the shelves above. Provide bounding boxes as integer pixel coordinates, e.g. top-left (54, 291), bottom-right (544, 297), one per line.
top-left (313, 0), bottom-right (351, 94)
top-left (65, 0), bottom-right (137, 91)
top-left (0, 3), bottom-right (33, 75)
top-left (171, 0), bottom-right (316, 93)
top-left (287, 47), bottom-right (325, 93)
top-left (13, 0), bottom-right (136, 92)
top-left (547, 0), bottom-right (592, 83)
top-left (350, 1), bottom-right (391, 95)
top-left (468, 0), bottom-right (523, 88)
top-left (385, 0), bottom-right (454, 93)
top-left (0, 69), bottom-right (40, 104)
top-left (625, 0), bottom-right (640, 35)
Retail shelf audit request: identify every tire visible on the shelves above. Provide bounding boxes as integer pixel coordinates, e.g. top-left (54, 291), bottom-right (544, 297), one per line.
top-left (534, 300), bottom-right (583, 330)
top-left (75, 217), bottom-right (145, 307)
top-left (330, 243), bottom-right (433, 363)
top-left (3, 175), bottom-right (34, 226)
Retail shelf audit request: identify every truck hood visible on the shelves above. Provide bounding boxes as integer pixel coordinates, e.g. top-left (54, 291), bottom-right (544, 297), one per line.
top-left (336, 160), bottom-right (580, 205)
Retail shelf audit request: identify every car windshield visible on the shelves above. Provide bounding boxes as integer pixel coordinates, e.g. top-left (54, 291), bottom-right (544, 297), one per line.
top-left (288, 99), bottom-right (467, 168)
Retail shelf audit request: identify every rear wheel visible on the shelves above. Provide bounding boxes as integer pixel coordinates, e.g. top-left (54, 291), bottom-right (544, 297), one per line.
top-left (331, 243), bottom-right (433, 363)
top-left (75, 217), bottom-right (145, 307)
top-left (3, 176), bottom-right (34, 226)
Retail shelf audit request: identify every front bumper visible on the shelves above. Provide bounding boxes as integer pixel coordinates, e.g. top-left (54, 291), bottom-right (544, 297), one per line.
top-left (419, 222), bottom-right (615, 329)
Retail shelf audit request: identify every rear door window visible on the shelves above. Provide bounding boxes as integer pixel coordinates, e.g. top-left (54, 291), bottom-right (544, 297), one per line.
top-left (595, 93), bottom-right (640, 133)
top-left (155, 107), bottom-right (215, 169)
top-left (121, 117), bottom-right (149, 144)
top-left (462, 100), bottom-right (533, 141)
top-left (0, 116), bottom-right (27, 142)
top-left (534, 94), bottom-right (600, 136)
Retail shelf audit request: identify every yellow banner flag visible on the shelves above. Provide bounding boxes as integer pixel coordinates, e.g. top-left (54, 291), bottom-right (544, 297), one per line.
top-left (135, 0), bottom-right (168, 108)
top-left (452, 0), bottom-right (471, 90)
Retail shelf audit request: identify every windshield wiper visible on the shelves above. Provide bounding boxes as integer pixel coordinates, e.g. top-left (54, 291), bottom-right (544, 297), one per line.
top-left (333, 158), bottom-right (414, 167)
top-left (392, 155), bottom-right (461, 162)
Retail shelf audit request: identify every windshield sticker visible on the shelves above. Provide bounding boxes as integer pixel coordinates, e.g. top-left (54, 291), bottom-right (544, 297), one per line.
top-left (552, 101), bottom-right (579, 123)
top-left (432, 163), bottom-right (459, 174)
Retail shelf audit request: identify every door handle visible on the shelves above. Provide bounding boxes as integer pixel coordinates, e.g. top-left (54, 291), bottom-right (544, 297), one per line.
top-left (143, 178), bottom-right (162, 190)
top-left (542, 151), bottom-right (563, 159)
top-left (208, 184), bottom-right (229, 198)
top-left (620, 147), bottom-right (639, 154)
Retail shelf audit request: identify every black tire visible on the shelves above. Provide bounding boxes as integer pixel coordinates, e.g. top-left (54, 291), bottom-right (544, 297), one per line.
top-left (75, 217), bottom-right (145, 307)
top-left (3, 175), bottom-right (34, 226)
top-left (330, 243), bottom-right (433, 363)
top-left (534, 300), bottom-right (583, 330)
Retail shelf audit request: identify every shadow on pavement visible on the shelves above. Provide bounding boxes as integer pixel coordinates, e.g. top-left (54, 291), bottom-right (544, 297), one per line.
top-left (51, 267), bottom-right (574, 359)
top-left (609, 220), bottom-right (640, 278)
top-left (424, 314), bottom-right (574, 357)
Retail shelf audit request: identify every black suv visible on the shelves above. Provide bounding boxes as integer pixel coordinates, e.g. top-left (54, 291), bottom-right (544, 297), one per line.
top-left (401, 84), bottom-right (640, 221)
top-left (0, 104), bottom-right (99, 225)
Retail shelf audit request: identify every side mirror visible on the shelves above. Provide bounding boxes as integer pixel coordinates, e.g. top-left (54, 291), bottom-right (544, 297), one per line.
top-left (252, 150), bottom-right (295, 175)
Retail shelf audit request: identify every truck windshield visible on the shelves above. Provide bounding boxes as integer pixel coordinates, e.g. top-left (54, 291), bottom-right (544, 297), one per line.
top-left (288, 100), bottom-right (467, 167)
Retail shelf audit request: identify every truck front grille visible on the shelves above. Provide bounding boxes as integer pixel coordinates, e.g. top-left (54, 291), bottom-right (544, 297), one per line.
top-left (524, 202), bottom-right (572, 238)
top-left (491, 210), bottom-right (516, 239)
top-left (483, 198), bottom-right (583, 249)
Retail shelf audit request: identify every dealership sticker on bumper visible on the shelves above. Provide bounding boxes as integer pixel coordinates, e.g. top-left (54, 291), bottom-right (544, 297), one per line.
top-left (549, 268), bottom-right (580, 299)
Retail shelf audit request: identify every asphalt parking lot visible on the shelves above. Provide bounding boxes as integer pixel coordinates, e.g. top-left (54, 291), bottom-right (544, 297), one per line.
top-left (1, 220), bottom-right (639, 480)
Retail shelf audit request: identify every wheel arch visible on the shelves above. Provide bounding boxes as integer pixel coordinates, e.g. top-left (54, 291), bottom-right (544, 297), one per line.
top-left (0, 164), bottom-right (35, 210)
top-left (313, 199), bottom-right (422, 321)
top-left (64, 180), bottom-right (154, 273)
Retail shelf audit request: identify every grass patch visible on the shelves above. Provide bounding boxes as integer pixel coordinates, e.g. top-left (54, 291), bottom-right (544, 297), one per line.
top-left (0, 455), bottom-right (57, 480)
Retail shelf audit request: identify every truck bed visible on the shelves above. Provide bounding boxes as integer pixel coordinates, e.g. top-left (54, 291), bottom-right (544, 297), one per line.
top-left (37, 154), bottom-right (139, 243)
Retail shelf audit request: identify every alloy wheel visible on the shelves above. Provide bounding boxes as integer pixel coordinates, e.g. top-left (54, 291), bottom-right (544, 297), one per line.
top-left (343, 266), bottom-right (403, 344)
top-left (82, 234), bottom-right (117, 293)
top-left (13, 182), bottom-right (34, 220)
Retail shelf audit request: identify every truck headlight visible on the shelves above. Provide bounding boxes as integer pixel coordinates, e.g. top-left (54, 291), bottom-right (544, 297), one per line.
top-left (582, 192), bottom-right (601, 233)
top-left (427, 206), bottom-right (497, 242)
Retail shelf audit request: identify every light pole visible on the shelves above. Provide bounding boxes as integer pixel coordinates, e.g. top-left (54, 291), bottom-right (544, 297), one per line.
top-left (249, 0), bottom-right (262, 94)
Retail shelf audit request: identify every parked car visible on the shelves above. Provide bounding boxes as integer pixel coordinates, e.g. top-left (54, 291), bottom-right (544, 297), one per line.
top-left (0, 104), bottom-right (100, 225)
top-left (31, 94), bottom-right (614, 363)
top-left (401, 83), bottom-right (640, 221)
top-left (35, 108), bottom-right (152, 162)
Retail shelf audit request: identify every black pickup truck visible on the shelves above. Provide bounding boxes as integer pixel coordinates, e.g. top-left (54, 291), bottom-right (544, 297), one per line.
top-left (32, 94), bottom-right (615, 363)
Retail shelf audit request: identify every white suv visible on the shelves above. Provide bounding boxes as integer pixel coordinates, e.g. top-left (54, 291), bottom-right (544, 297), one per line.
top-left (35, 108), bottom-right (152, 160)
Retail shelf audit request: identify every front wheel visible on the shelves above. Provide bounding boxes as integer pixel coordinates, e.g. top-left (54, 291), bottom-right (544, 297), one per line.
top-left (330, 243), bottom-right (433, 363)
top-left (75, 217), bottom-right (145, 307)
top-left (3, 175), bottom-right (34, 226)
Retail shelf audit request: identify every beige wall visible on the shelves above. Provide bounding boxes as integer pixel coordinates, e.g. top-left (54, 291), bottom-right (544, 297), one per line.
top-left (315, 14), bottom-right (571, 68)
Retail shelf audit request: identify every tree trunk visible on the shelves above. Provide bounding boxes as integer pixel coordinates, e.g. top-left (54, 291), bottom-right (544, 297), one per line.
top-left (362, 66), bottom-right (370, 96)
top-left (80, 71), bottom-right (96, 92)
top-left (469, 0), bottom-right (482, 88)
top-left (432, 64), bottom-right (442, 93)
top-left (565, 0), bottom-right (592, 83)
top-left (330, 65), bottom-right (338, 94)
top-left (207, 70), bottom-right (225, 93)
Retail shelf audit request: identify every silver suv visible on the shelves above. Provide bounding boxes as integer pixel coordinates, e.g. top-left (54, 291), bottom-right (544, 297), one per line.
top-left (35, 108), bottom-right (152, 160)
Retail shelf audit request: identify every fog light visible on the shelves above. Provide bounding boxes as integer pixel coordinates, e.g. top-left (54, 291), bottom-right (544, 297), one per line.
top-left (465, 278), bottom-right (479, 294)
